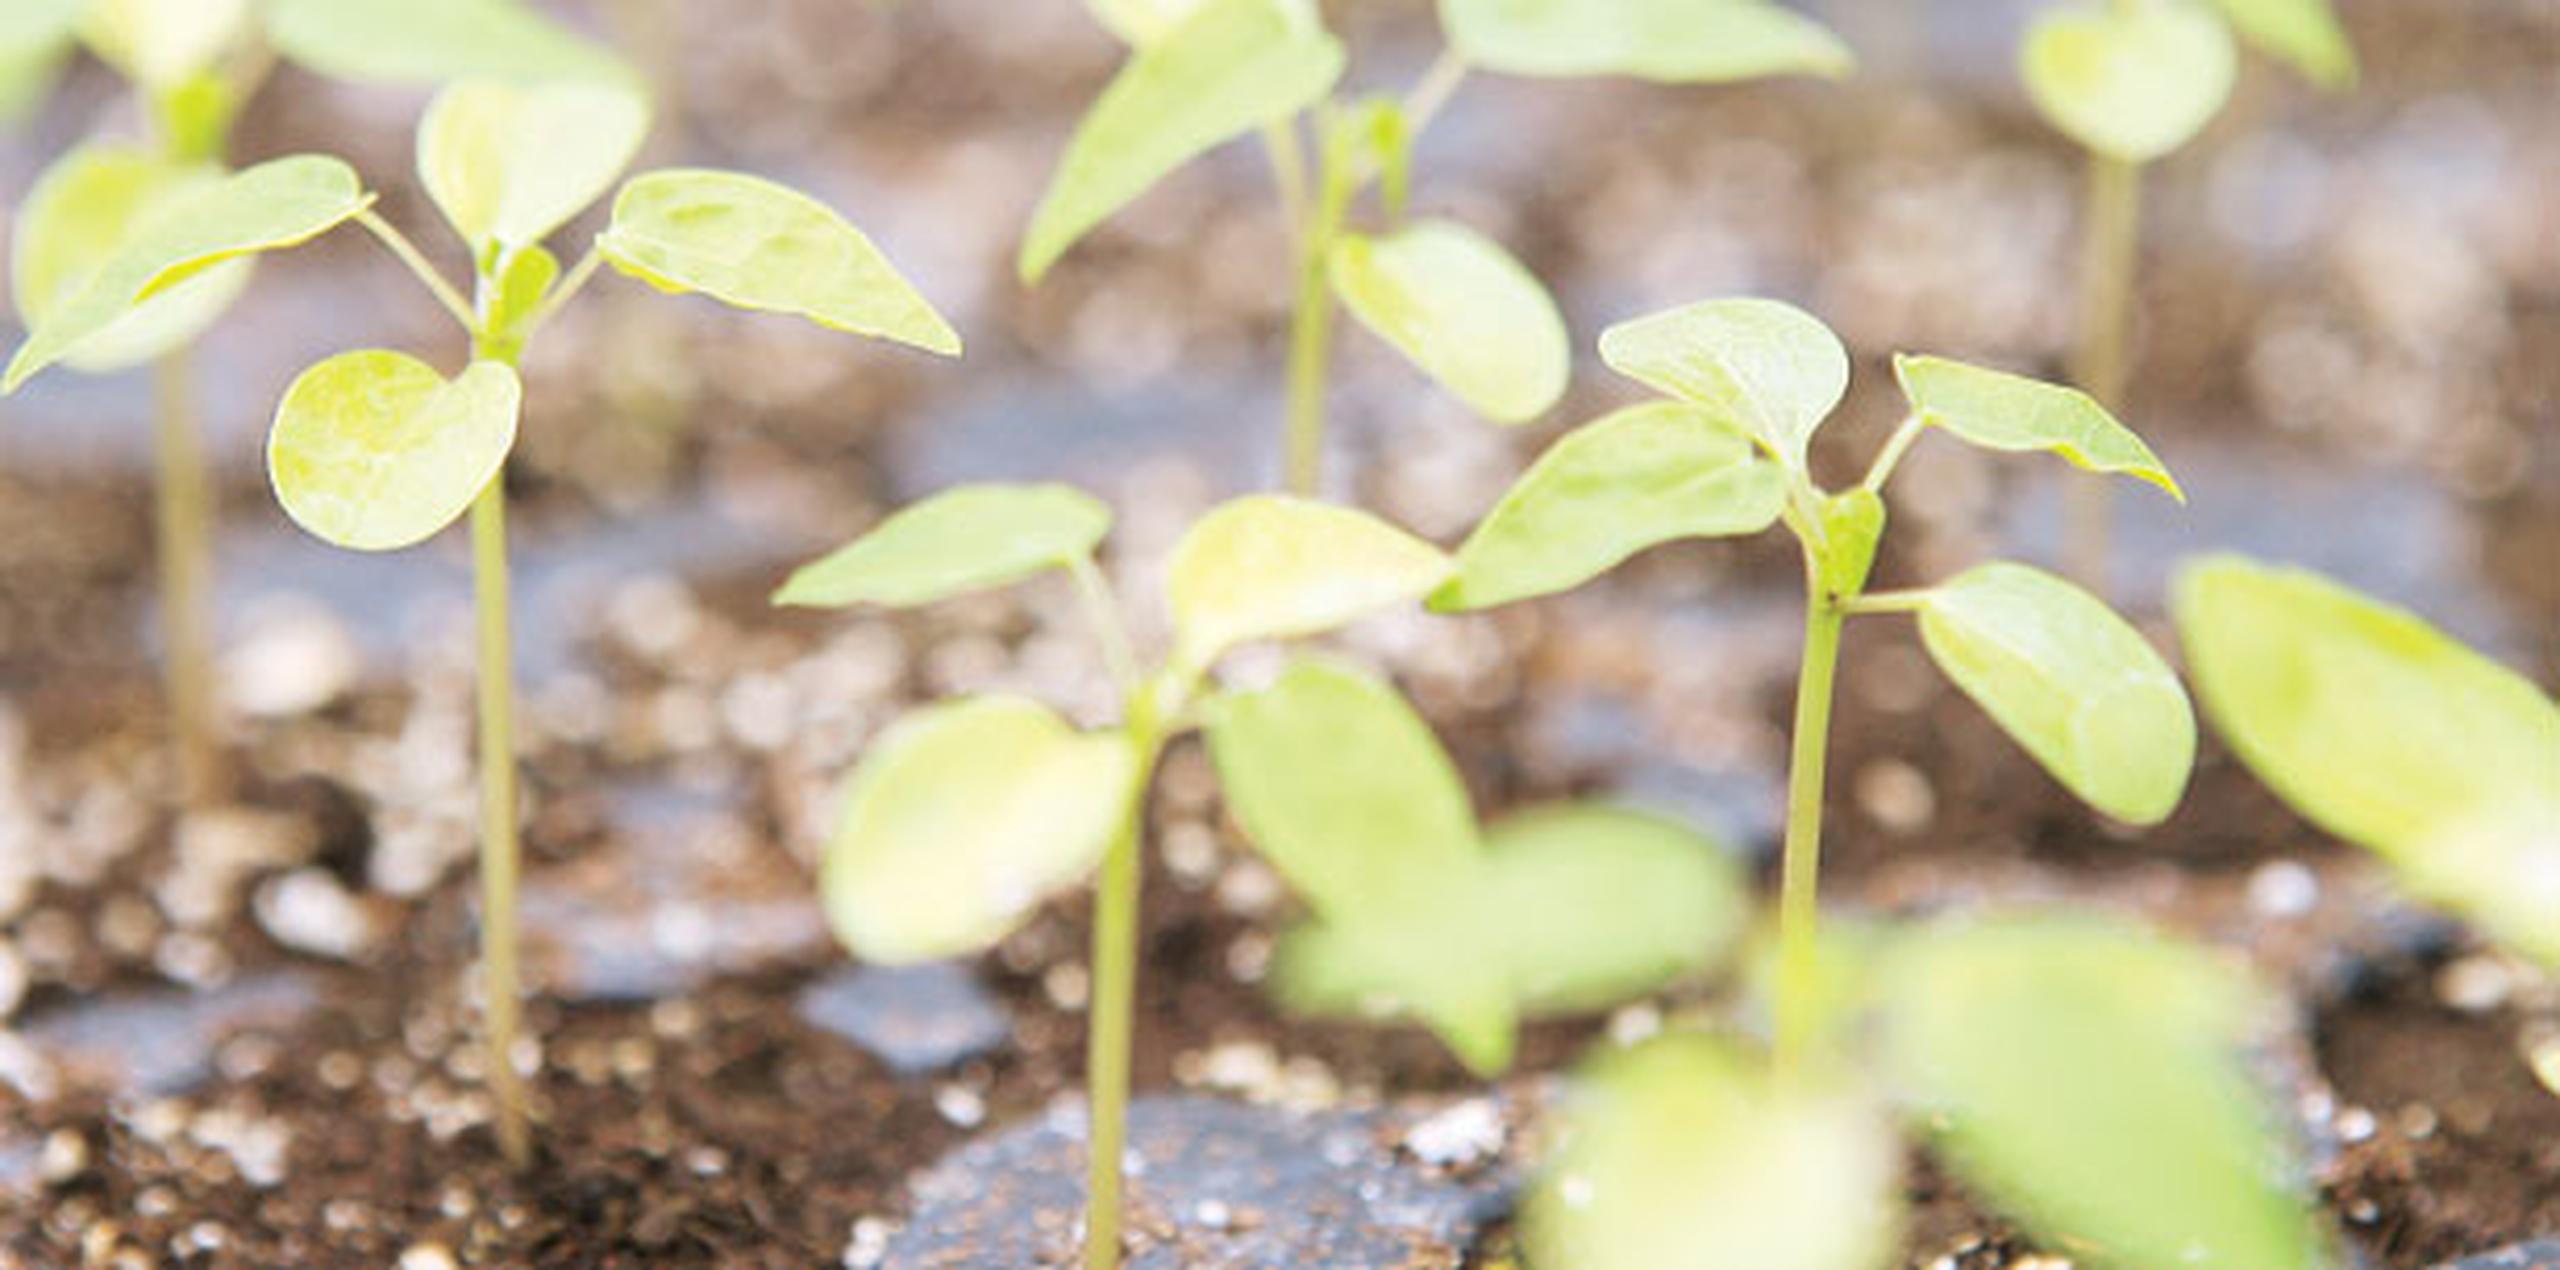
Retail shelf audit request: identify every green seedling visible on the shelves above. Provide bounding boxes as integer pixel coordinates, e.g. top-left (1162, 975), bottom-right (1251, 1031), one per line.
top-left (2017, 0), bottom-right (2353, 590)
top-left (1435, 296), bottom-right (2197, 1074)
top-left (1021, 0), bottom-right (1852, 495)
top-left (2174, 557), bottom-right (2560, 967)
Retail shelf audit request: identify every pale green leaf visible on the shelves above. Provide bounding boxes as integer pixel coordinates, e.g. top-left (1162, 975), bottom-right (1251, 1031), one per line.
top-left (2174, 558), bottom-right (2560, 965)
top-left (1916, 563), bottom-right (2194, 825)
top-left (1441, 0), bottom-right (1852, 83)
top-left (1166, 495), bottom-right (1452, 668)
top-left (1084, 0), bottom-right (1215, 44)
top-left (1880, 917), bottom-right (2328, 1270)
top-left (2022, 1), bottom-right (2236, 163)
top-left (599, 168), bottom-right (961, 356)
top-left (1018, 0), bottom-right (1343, 282)
top-left (0, 0), bottom-right (84, 121)
top-left (483, 243), bottom-right (560, 343)
top-left (81, 0), bottom-right (251, 89)
top-left (1273, 913), bottom-right (1520, 1074)
top-left (1328, 219), bottom-right (1568, 424)
top-left (7, 153), bottom-right (368, 391)
top-left (1815, 487), bottom-right (1884, 600)
top-left (262, 0), bottom-right (635, 86)
top-left (821, 696), bottom-right (1135, 963)
top-left (1893, 354), bottom-right (2182, 499)
top-left (2205, 0), bottom-right (2355, 87)
top-left (1525, 1033), bottom-right (1901, 1270)
top-left (1435, 403), bottom-right (1785, 611)
top-left (7, 143), bottom-right (249, 375)
top-left (774, 484), bottom-right (1112, 610)
top-left (419, 79), bottom-right (648, 252)
top-left (266, 351), bottom-right (522, 551)
top-left (1597, 296), bottom-right (1847, 470)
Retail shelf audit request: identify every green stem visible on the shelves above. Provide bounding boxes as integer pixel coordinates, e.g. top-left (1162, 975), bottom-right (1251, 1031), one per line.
top-left (468, 338), bottom-right (531, 1169)
top-left (1083, 690), bottom-right (1168, 1270)
top-left (357, 209), bottom-right (477, 329)
top-left (1773, 577), bottom-right (1847, 1078)
top-left (2065, 152), bottom-right (2141, 595)
top-left (1282, 121), bottom-right (1353, 497)
top-left (150, 349), bottom-right (222, 808)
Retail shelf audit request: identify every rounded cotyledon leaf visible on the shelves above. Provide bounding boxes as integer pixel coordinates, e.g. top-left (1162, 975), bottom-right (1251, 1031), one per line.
top-left (8, 143), bottom-right (252, 377)
top-left (2021, 0), bottom-right (2236, 163)
top-left (267, 351), bottom-right (522, 551)
top-left (1166, 495), bottom-right (1452, 669)
top-left (822, 695), bottom-right (1136, 963)
top-left (1893, 353), bottom-right (2182, 500)
top-left (1597, 296), bottom-right (1848, 471)
top-left (80, 0), bottom-right (252, 89)
top-left (2203, 0), bottom-right (2356, 89)
top-left (774, 483), bottom-right (1113, 610)
top-left (419, 78), bottom-right (649, 252)
top-left (1439, 0), bottom-right (1852, 83)
top-left (262, 0), bottom-right (636, 87)
top-left (1328, 219), bottom-right (1568, 425)
top-left (599, 168), bottom-right (960, 356)
top-left (1915, 562), bottom-right (2195, 825)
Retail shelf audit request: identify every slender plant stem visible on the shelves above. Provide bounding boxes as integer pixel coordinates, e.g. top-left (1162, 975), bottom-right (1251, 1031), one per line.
top-left (1281, 122), bottom-right (1354, 496)
top-left (1859, 413), bottom-right (1927, 494)
top-left (1083, 694), bottom-right (1167, 1270)
top-left (1402, 48), bottom-right (1469, 135)
top-left (2065, 152), bottom-right (2141, 594)
top-left (149, 349), bottom-right (222, 807)
top-left (1773, 577), bottom-right (1848, 1078)
top-left (1066, 557), bottom-right (1140, 694)
top-left (1259, 120), bottom-right (1309, 242)
top-left (468, 336), bottom-right (531, 1169)
top-left (357, 209), bottom-right (478, 329)
top-left (519, 246), bottom-right (605, 341)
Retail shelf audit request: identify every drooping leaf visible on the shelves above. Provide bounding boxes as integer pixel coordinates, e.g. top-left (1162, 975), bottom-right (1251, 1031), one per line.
top-left (7, 144), bottom-right (250, 376)
top-left (599, 169), bottom-right (961, 356)
top-left (2204, 0), bottom-right (2355, 88)
top-left (1271, 909), bottom-right (1521, 1075)
top-left (418, 78), bottom-right (648, 252)
top-left (1018, 0), bottom-right (1343, 282)
top-left (1435, 403), bottom-right (1786, 610)
top-left (0, 0), bottom-right (81, 122)
top-left (1165, 496), bottom-right (1452, 668)
top-left (774, 484), bottom-right (1113, 610)
top-left (266, 351), bottom-right (522, 551)
top-left (2021, 1), bottom-right (2236, 163)
top-left (1892, 354), bottom-right (2181, 499)
top-left (1915, 563), bottom-right (2194, 825)
top-left (7, 154), bottom-right (370, 391)
top-left (263, 0), bottom-right (635, 86)
top-left (2174, 558), bottom-right (2560, 965)
top-left (81, 0), bottom-right (251, 89)
top-left (1525, 1033), bottom-right (1901, 1270)
top-left (821, 696), bottom-right (1136, 963)
top-left (1328, 219), bottom-right (1569, 424)
top-left (1879, 917), bottom-right (2329, 1270)
top-left (1597, 297), bottom-right (1848, 470)
top-left (1441, 0), bottom-right (1852, 83)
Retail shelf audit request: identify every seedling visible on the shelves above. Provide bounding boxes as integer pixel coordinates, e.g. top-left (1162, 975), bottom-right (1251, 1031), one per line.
top-left (1435, 296), bottom-right (2197, 1074)
top-left (2174, 556), bottom-right (2560, 967)
top-left (2017, 0), bottom-right (2353, 589)
top-left (1020, 0), bottom-right (1851, 494)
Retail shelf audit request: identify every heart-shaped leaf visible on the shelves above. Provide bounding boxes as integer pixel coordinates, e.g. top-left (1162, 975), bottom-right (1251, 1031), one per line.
top-left (7, 154), bottom-right (372, 392)
top-left (2175, 557), bottom-right (2560, 965)
top-left (599, 169), bottom-right (960, 356)
top-left (1166, 496), bottom-right (1451, 669)
top-left (1440, 0), bottom-right (1852, 83)
top-left (1328, 219), bottom-right (1568, 424)
top-left (775, 483), bottom-right (1113, 610)
top-left (2205, 0), bottom-right (2356, 88)
top-left (0, 0), bottom-right (81, 122)
top-left (8, 144), bottom-right (250, 377)
top-left (81, 0), bottom-right (251, 89)
top-left (267, 351), bottom-right (522, 551)
top-left (1525, 1033), bottom-right (1902, 1270)
top-left (822, 696), bottom-right (1136, 963)
top-left (1598, 297), bottom-right (1848, 471)
top-left (1879, 917), bottom-right (2328, 1270)
top-left (1436, 402), bottom-right (1786, 611)
top-left (1018, 0), bottom-right (1343, 282)
top-left (2021, 1), bottom-right (2236, 163)
top-left (1893, 354), bottom-right (2181, 499)
top-left (419, 78), bottom-right (648, 252)
top-left (1916, 563), bottom-right (2194, 825)
top-left (262, 0), bottom-right (634, 86)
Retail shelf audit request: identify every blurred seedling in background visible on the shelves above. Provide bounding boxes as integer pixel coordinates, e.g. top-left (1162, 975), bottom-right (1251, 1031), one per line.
top-left (778, 488), bottom-right (1721, 1269)
top-left (2018, 0), bottom-right (2353, 591)
top-left (1019, 0), bottom-right (1852, 495)
top-left (2176, 557), bottom-right (2560, 969)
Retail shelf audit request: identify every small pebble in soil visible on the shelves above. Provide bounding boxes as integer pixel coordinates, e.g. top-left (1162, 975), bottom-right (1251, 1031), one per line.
top-left (794, 962), bottom-right (1014, 1077)
top-left (2438, 1242), bottom-right (2560, 1270)
top-left (843, 1216), bottom-right (892, 1269)
top-left (1853, 759), bottom-right (1935, 835)
top-left (1402, 1097), bottom-right (1506, 1171)
top-left (2437, 954), bottom-right (2517, 1013)
top-left (397, 1242), bottom-right (462, 1270)
top-left (2246, 860), bottom-right (2322, 919)
top-left (2525, 1027), bottom-right (2560, 1101)
top-left (253, 868), bottom-right (376, 961)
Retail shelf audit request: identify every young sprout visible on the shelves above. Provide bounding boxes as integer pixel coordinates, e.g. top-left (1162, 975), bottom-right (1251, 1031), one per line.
top-left (1022, 0), bottom-right (1852, 495)
top-left (2174, 557), bottom-right (2560, 967)
top-left (2017, 0), bottom-right (2354, 590)
top-left (1435, 296), bottom-right (2197, 1075)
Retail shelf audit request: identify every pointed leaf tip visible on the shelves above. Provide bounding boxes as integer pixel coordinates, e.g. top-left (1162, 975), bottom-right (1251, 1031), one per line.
top-left (1597, 297), bottom-right (1847, 471)
top-left (1892, 353), bottom-right (2182, 501)
top-left (774, 483), bottom-right (1112, 610)
top-left (1328, 220), bottom-right (1568, 425)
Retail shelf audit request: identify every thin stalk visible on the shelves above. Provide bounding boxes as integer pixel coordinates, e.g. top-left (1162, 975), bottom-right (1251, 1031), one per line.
top-left (1066, 557), bottom-right (1140, 694)
top-left (1083, 694), bottom-right (1167, 1270)
top-left (518, 246), bottom-right (605, 341)
top-left (1402, 48), bottom-right (1469, 135)
top-left (357, 209), bottom-right (478, 329)
top-left (1259, 120), bottom-right (1309, 241)
top-left (1282, 123), bottom-right (1353, 496)
top-left (2065, 152), bottom-right (2141, 594)
top-left (1859, 413), bottom-right (1927, 494)
top-left (468, 336), bottom-right (531, 1169)
top-left (1773, 577), bottom-right (1847, 1078)
top-left (150, 349), bottom-right (222, 807)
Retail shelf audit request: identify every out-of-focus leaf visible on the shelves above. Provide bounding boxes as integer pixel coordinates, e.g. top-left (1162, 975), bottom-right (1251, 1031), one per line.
top-left (263, 0), bottom-right (635, 86)
top-left (1272, 907), bottom-right (1520, 1074)
top-left (1435, 403), bottom-right (1785, 610)
top-left (266, 351), bottom-right (521, 551)
top-left (2021, 1), bottom-right (2235, 163)
top-left (1879, 917), bottom-right (2329, 1270)
top-left (150, 71), bottom-right (239, 163)
top-left (821, 696), bottom-right (1135, 963)
top-left (1892, 354), bottom-right (2181, 500)
top-left (7, 153), bottom-right (368, 390)
top-left (1597, 296), bottom-right (1847, 470)
top-left (1441, 0), bottom-right (1851, 83)
top-left (1328, 219), bottom-right (1568, 424)
top-left (1084, 0), bottom-right (1217, 44)
top-left (600, 168), bottom-right (961, 356)
top-left (1165, 495), bottom-right (1451, 668)
top-left (2175, 557), bottom-right (2560, 965)
top-left (775, 484), bottom-right (1112, 610)
top-left (2205, 0), bottom-right (2355, 87)
top-left (7, 143), bottom-right (249, 375)
top-left (1018, 0), bottom-right (1343, 281)
top-left (1469, 804), bottom-right (1745, 1011)
top-left (0, 0), bottom-right (82, 122)
top-left (418, 79), bottom-right (648, 252)
top-left (1916, 563), bottom-right (2193, 825)
top-left (81, 0), bottom-right (250, 89)
top-left (1524, 1033), bottom-right (1901, 1270)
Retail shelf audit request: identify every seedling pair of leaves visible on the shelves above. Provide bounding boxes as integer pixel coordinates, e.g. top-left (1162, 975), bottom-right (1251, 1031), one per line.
top-left (2020, 0), bottom-right (2355, 167)
top-left (1021, 0), bottom-right (1852, 489)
